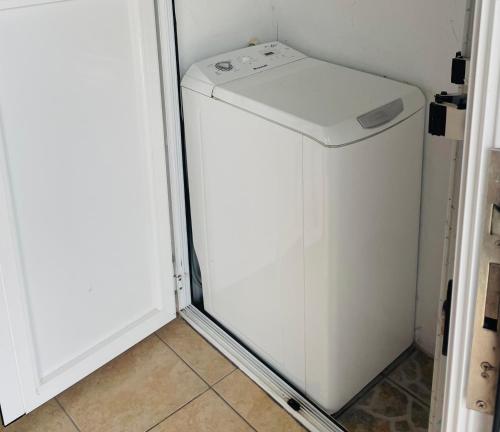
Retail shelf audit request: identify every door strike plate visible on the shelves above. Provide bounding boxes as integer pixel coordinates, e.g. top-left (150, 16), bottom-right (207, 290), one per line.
top-left (467, 149), bottom-right (500, 414)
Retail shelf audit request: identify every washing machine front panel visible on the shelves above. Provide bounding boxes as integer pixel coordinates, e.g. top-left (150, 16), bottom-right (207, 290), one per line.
top-left (183, 88), bottom-right (306, 389)
top-left (303, 111), bottom-right (425, 412)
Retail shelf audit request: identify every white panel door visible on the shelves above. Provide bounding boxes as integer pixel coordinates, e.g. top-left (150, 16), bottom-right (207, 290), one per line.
top-left (0, 0), bottom-right (176, 423)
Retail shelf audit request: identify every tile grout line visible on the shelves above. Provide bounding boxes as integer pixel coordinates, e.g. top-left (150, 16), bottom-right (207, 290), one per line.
top-left (55, 398), bottom-right (82, 432)
top-left (178, 317), bottom-right (240, 370)
top-left (209, 367), bottom-right (238, 387)
top-left (49, 326), bottom-right (290, 432)
top-left (154, 329), bottom-right (237, 387)
top-left (155, 326), bottom-right (258, 431)
top-left (385, 376), bottom-right (431, 408)
top-left (153, 332), bottom-right (256, 429)
top-left (154, 325), bottom-right (300, 431)
top-left (143, 388), bottom-right (212, 432)
top-left (213, 382), bottom-right (259, 432)
top-left (211, 376), bottom-right (259, 432)
top-left (212, 377), bottom-right (306, 432)
top-left (161, 317), bottom-right (239, 372)
top-left (53, 333), bottom-right (210, 432)
top-left (153, 332), bottom-right (213, 388)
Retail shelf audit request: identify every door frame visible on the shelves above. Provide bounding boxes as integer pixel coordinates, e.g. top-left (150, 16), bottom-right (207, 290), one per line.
top-left (156, 0), bottom-right (191, 309)
top-left (440, 0), bottom-right (500, 430)
top-left (0, 0), bottom-right (187, 424)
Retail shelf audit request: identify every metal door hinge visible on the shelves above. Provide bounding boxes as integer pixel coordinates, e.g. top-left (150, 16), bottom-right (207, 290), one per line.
top-left (451, 51), bottom-right (470, 85)
top-left (429, 92), bottom-right (467, 140)
top-left (173, 273), bottom-right (184, 292)
top-left (467, 149), bottom-right (500, 415)
top-left (429, 53), bottom-right (468, 140)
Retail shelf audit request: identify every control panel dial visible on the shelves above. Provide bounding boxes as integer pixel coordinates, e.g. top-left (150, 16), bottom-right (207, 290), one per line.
top-left (215, 61), bottom-right (233, 72)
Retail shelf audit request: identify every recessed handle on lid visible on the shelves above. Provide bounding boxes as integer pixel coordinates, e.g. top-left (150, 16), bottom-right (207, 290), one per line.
top-left (357, 98), bottom-right (404, 129)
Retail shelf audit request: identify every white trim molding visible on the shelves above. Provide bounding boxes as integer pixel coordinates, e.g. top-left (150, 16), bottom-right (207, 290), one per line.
top-left (155, 0), bottom-right (191, 309)
top-left (442, 0), bottom-right (500, 430)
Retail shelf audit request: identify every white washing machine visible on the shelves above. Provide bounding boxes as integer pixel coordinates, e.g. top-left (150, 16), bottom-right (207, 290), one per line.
top-left (181, 42), bottom-right (425, 413)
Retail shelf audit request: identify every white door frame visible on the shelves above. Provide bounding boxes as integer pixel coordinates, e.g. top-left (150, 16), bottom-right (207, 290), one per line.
top-left (156, 0), bottom-right (191, 310)
top-left (441, 0), bottom-right (500, 430)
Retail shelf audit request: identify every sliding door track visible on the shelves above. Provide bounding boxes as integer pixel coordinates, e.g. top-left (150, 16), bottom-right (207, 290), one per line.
top-left (181, 305), bottom-right (344, 432)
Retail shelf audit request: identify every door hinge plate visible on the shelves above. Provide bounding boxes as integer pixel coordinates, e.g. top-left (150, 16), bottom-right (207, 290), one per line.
top-left (467, 149), bottom-right (500, 414)
top-left (429, 53), bottom-right (468, 140)
top-left (429, 93), bottom-right (467, 140)
top-left (174, 274), bottom-right (184, 292)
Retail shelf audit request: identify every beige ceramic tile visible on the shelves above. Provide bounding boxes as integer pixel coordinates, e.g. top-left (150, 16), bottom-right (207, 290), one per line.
top-left (214, 370), bottom-right (306, 432)
top-left (57, 334), bottom-right (208, 432)
top-left (156, 318), bottom-right (236, 385)
top-left (1, 399), bottom-right (77, 432)
top-left (151, 390), bottom-right (254, 432)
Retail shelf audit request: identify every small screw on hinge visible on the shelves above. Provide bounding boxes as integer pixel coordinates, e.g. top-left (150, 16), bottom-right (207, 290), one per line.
top-left (173, 274), bottom-right (183, 291)
top-left (480, 361), bottom-right (496, 378)
top-left (476, 400), bottom-right (488, 409)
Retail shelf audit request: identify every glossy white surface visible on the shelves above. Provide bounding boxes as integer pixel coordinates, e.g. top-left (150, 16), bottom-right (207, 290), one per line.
top-left (215, 58), bottom-right (424, 147)
top-left (0, 0), bottom-right (176, 417)
top-left (183, 89), bottom-right (306, 388)
top-left (183, 48), bottom-right (425, 409)
top-left (303, 115), bottom-right (424, 410)
top-left (182, 42), bottom-right (305, 96)
top-left (183, 43), bottom-right (424, 146)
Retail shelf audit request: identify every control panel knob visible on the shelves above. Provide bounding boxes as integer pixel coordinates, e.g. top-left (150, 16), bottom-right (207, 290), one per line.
top-left (215, 61), bottom-right (233, 72)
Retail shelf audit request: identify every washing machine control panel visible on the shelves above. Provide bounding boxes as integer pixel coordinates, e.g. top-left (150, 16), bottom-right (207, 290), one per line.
top-left (191, 42), bottom-right (306, 87)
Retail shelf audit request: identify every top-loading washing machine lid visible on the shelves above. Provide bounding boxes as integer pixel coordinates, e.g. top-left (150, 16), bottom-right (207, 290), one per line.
top-left (182, 42), bottom-right (425, 147)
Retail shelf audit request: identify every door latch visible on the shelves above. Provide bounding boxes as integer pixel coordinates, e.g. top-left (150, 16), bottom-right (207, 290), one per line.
top-left (467, 149), bottom-right (500, 414)
top-left (442, 280), bottom-right (453, 356)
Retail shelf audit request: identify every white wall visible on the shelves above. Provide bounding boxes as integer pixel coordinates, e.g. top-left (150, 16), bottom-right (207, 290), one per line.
top-left (174, 0), bottom-right (469, 356)
top-left (173, 0), bottom-right (277, 75)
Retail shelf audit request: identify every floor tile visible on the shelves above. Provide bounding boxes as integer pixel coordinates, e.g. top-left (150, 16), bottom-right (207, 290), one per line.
top-left (1, 399), bottom-right (77, 432)
top-left (388, 349), bottom-right (433, 406)
top-left (156, 318), bottom-right (236, 385)
top-left (336, 380), bottom-right (428, 432)
top-left (57, 334), bottom-right (208, 432)
top-left (151, 390), bottom-right (254, 432)
top-left (214, 370), bottom-right (306, 432)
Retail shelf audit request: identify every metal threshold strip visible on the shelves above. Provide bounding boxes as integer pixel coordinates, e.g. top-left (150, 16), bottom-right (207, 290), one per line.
top-left (180, 305), bottom-right (344, 432)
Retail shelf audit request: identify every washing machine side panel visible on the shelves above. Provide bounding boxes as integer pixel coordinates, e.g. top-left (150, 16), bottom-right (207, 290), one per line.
top-left (304, 111), bottom-right (425, 412)
top-left (184, 94), bottom-right (306, 390)
top-left (182, 89), bottom-right (213, 309)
